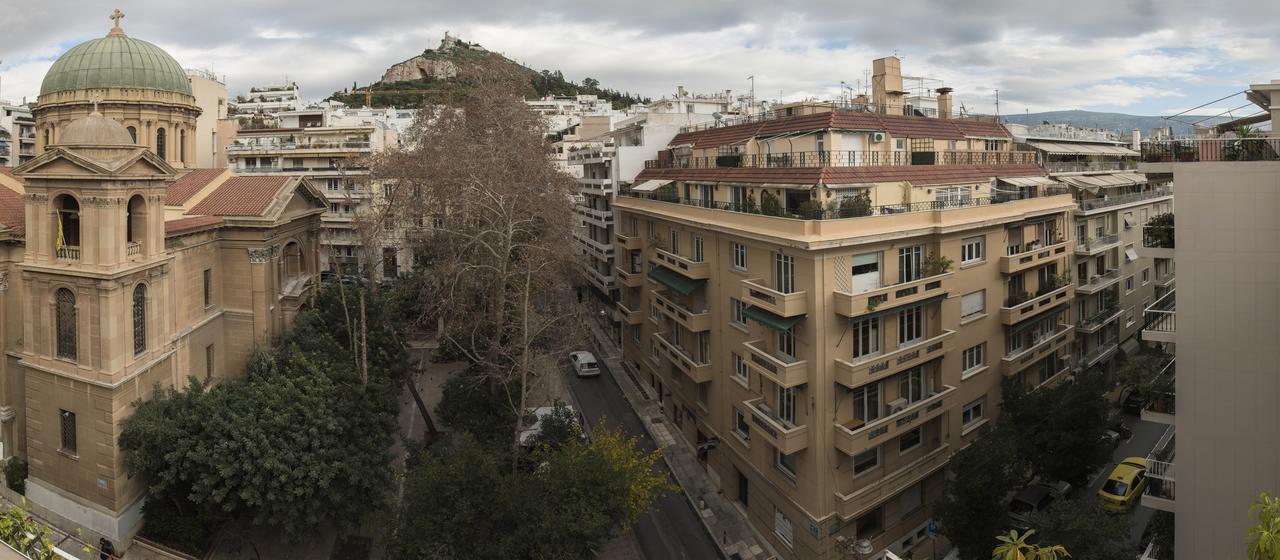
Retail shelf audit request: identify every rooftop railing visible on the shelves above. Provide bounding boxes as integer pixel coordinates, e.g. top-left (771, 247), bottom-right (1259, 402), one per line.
top-left (1141, 138), bottom-right (1280, 163)
top-left (646, 149), bottom-right (1038, 169)
top-left (620, 186), bottom-right (1069, 221)
top-left (678, 102), bottom-right (989, 133)
top-left (1077, 187), bottom-right (1172, 211)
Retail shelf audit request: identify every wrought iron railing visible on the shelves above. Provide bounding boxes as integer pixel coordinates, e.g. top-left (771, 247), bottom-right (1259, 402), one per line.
top-left (645, 149), bottom-right (1038, 169)
top-left (1144, 289), bottom-right (1176, 333)
top-left (1077, 187), bottom-right (1172, 211)
top-left (1141, 138), bottom-right (1280, 163)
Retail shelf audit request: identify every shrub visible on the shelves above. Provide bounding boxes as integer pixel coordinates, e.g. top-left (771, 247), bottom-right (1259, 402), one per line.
top-left (760, 191), bottom-right (782, 216)
top-left (137, 495), bottom-right (220, 556)
top-left (4, 459), bottom-right (27, 495)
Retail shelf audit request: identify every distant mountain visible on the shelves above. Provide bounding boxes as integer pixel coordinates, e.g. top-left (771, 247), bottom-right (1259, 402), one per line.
top-left (327, 34), bottom-right (648, 109)
top-left (998, 110), bottom-right (1234, 137)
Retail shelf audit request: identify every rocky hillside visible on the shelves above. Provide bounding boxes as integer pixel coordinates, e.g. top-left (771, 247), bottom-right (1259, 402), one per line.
top-left (328, 34), bottom-right (648, 109)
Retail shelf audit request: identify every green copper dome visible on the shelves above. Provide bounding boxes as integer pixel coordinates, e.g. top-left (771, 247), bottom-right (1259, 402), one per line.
top-left (40, 32), bottom-right (192, 97)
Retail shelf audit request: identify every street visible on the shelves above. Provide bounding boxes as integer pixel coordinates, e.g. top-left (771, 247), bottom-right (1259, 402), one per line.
top-left (1081, 412), bottom-right (1171, 546)
top-left (566, 359), bottom-right (724, 560)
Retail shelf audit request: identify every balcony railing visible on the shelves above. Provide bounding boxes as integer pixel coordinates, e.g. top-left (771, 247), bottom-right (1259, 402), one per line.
top-left (1141, 138), bottom-right (1280, 163)
top-left (743, 340), bottom-right (808, 388)
top-left (620, 187), bottom-right (1070, 221)
top-left (1076, 187), bottom-right (1172, 211)
top-left (834, 330), bottom-right (954, 389)
top-left (834, 272), bottom-right (952, 318)
top-left (652, 248), bottom-right (709, 279)
top-left (126, 241), bottom-right (141, 256)
top-left (653, 332), bottom-right (712, 383)
top-left (743, 398), bottom-right (809, 454)
top-left (646, 149), bottom-right (1039, 169)
top-left (1077, 307), bottom-right (1122, 333)
top-left (741, 279), bottom-right (807, 318)
top-left (1075, 233), bottom-right (1120, 254)
top-left (227, 141), bottom-right (372, 152)
top-left (652, 291), bottom-right (711, 332)
top-left (55, 245), bottom-right (80, 260)
top-left (1000, 240), bottom-right (1072, 274)
top-left (833, 386), bottom-right (956, 457)
top-left (1043, 160), bottom-right (1138, 173)
top-left (1075, 268), bottom-right (1120, 293)
top-left (1143, 459), bottom-right (1176, 512)
top-left (1004, 324), bottom-right (1073, 364)
top-left (1143, 225), bottom-right (1174, 249)
top-left (1082, 339), bottom-right (1119, 367)
top-left (1144, 289), bottom-right (1176, 335)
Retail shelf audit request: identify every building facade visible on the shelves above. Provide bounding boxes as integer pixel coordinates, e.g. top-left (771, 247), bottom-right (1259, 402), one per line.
top-left (186, 69), bottom-right (238, 169)
top-left (229, 83), bottom-right (304, 117)
top-left (0, 104), bottom-right (36, 167)
top-left (613, 67), bottom-right (1079, 558)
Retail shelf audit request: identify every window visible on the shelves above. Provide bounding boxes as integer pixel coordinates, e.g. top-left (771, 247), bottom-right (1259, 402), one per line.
top-left (628, 216), bottom-right (638, 236)
top-left (1140, 208), bottom-right (1149, 223)
top-left (650, 340), bottom-right (659, 363)
top-left (962, 396), bottom-right (986, 427)
top-left (962, 343), bottom-right (986, 374)
top-left (156, 128), bottom-right (167, 159)
top-left (731, 242), bottom-right (747, 269)
top-left (698, 382), bottom-right (709, 406)
top-left (1123, 212), bottom-right (1135, 229)
top-left (205, 344), bottom-right (215, 381)
top-left (647, 220), bottom-right (655, 239)
top-left (1142, 268), bottom-right (1151, 285)
top-left (669, 228), bottom-right (679, 254)
top-left (179, 130), bottom-right (186, 164)
top-left (202, 268), bottom-right (212, 307)
top-left (853, 447), bottom-right (880, 476)
top-left (961, 290), bottom-right (985, 320)
top-left (898, 245), bottom-right (923, 283)
top-left (132, 284), bottom-right (147, 356)
top-left (936, 186), bottom-right (971, 205)
top-left (961, 236), bottom-right (984, 264)
top-left (1125, 244), bottom-right (1139, 263)
top-left (774, 508), bottom-right (794, 548)
top-left (55, 288), bottom-right (77, 361)
top-left (898, 483), bottom-right (923, 518)
top-left (852, 317), bottom-right (881, 359)
top-left (126, 126), bottom-right (137, 142)
top-left (899, 427), bottom-right (922, 454)
top-left (898, 367), bottom-right (927, 403)
top-left (898, 305), bottom-right (923, 344)
top-left (775, 448), bottom-right (797, 478)
top-left (773, 253), bottom-right (795, 293)
top-left (1126, 306), bottom-right (1136, 327)
top-left (631, 325), bottom-right (640, 342)
top-left (984, 139), bottom-right (1002, 151)
top-left (776, 386), bottom-right (797, 425)
top-left (730, 298), bottom-right (747, 326)
top-left (851, 252), bottom-right (881, 293)
top-left (692, 235), bottom-right (704, 262)
top-left (856, 506), bottom-right (883, 539)
top-left (1125, 276), bottom-right (1135, 293)
top-left (852, 383), bottom-right (881, 425)
top-left (732, 353), bottom-right (749, 384)
top-left (776, 327), bottom-right (797, 359)
top-left (59, 410), bottom-right (76, 455)
top-left (733, 409), bottom-right (750, 442)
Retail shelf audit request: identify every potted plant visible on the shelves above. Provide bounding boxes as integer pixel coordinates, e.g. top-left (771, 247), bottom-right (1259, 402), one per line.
top-left (760, 191), bottom-right (783, 217)
top-left (923, 253), bottom-right (953, 276)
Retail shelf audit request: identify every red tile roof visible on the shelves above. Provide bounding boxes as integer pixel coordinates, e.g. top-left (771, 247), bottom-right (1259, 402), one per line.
top-left (165, 215), bottom-right (223, 235)
top-left (186, 175), bottom-right (292, 217)
top-left (0, 168), bottom-right (23, 236)
top-left (635, 163), bottom-right (1048, 187)
top-left (166, 168), bottom-right (228, 205)
top-left (669, 111), bottom-right (1011, 149)
top-left (0, 167), bottom-right (16, 181)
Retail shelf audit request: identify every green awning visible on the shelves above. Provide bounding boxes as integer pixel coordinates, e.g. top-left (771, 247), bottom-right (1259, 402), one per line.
top-left (852, 294), bottom-right (948, 320)
top-left (647, 266), bottom-right (698, 295)
top-left (743, 305), bottom-right (804, 332)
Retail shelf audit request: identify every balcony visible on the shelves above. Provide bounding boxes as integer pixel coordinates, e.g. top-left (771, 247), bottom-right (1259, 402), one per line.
top-left (614, 232), bottom-right (643, 250)
top-left (1141, 225), bottom-right (1175, 259)
top-left (1076, 187), bottom-right (1172, 213)
top-left (1142, 289), bottom-right (1176, 343)
top-left (55, 245), bottom-right (80, 261)
top-left (583, 266), bottom-right (614, 293)
top-left (834, 386), bottom-right (955, 458)
top-left (652, 248), bottom-right (710, 280)
top-left (1082, 339), bottom-right (1119, 368)
top-left (226, 141), bottom-right (373, 154)
top-left (1003, 324), bottom-right (1074, 367)
top-left (576, 177), bottom-right (612, 191)
top-left (743, 398), bottom-right (809, 454)
top-left (834, 272), bottom-right (953, 318)
top-left (1142, 392), bottom-right (1175, 425)
top-left (653, 332), bottom-right (712, 383)
top-left (1142, 460), bottom-right (1176, 513)
top-left (126, 241), bottom-right (142, 257)
top-left (616, 300), bottom-right (643, 325)
top-left (834, 330), bottom-right (954, 389)
top-left (1000, 283), bottom-right (1073, 326)
top-left (575, 205), bottom-right (614, 227)
top-left (1075, 269), bottom-right (1120, 294)
top-left (652, 291), bottom-right (711, 332)
top-left (1140, 138), bottom-right (1280, 164)
top-left (1043, 160), bottom-right (1138, 173)
top-left (573, 230), bottom-right (614, 259)
top-left (741, 279), bottom-right (807, 318)
top-left (1075, 233), bottom-right (1121, 256)
top-left (1077, 306), bottom-right (1123, 334)
top-left (614, 265), bottom-right (643, 288)
top-left (833, 443), bottom-right (951, 520)
top-left (1000, 240), bottom-right (1072, 275)
top-left (743, 340), bottom-right (808, 388)
top-left (646, 149), bottom-right (1039, 169)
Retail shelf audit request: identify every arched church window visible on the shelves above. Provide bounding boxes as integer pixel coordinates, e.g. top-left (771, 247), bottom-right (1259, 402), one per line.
top-left (133, 284), bottom-right (146, 356)
top-left (179, 130), bottom-right (186, 164)
top-left (156, 128), bottom-right (167, 159)
top-left (126, 195), bottom-right (145, 250)
top-left (126, 126), bottom-right (137, 143)
top-left (53, 195), bottom-right (81, 259)
top-left (55, 288), bottom-right (77, 361)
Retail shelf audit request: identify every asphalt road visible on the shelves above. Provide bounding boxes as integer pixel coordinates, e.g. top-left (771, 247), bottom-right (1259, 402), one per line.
top-left (566, 359), bottom-right (724, 560)
top-left (1082, 411), bottom-right (1170, 546)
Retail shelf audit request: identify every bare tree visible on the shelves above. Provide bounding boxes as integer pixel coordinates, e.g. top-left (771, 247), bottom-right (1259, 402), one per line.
top-left (367, 58), bottom-right (584, 469)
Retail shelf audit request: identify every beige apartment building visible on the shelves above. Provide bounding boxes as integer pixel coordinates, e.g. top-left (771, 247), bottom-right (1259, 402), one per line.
top-left (1135, 79), bottom-right (1280, 560)
top-left (613, 60), bottom-right (1078, 559)
top-left (0, 17), bottom-right (324, 544)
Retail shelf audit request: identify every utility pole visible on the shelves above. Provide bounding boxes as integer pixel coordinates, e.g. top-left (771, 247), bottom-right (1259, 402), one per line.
top-left (994, 89), bottom-right (1001, 123)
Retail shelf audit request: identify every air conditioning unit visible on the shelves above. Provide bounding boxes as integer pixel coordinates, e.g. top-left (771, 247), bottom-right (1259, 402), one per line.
top-left (888, 398), bottom-right (909, 414)
top-left (871, 132), bottom-right (887, 143)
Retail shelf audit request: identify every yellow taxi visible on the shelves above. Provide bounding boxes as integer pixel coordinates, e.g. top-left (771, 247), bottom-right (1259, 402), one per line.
top-left (1097, 457), bottom-right (1149, 512)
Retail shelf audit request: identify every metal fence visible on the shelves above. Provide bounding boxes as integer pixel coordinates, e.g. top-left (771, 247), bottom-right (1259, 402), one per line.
top-left (1141, 138), bottom-right (1280, 163)
top-left (645, 150), bottom-right (1038, 169)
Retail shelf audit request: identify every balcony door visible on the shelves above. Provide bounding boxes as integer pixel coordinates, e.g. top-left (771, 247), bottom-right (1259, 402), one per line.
top-left (774, 253), bottom-right (796, 294)
top-left (852, 253), bottom-right (882, 294)
top-left (776, 385), bottom-right (797, 426)
top-left (898, 245), bottom-right (923, 283)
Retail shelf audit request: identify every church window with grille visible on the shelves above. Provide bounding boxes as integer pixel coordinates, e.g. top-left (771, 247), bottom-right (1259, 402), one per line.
top-left (55, 288), bottom-right (76, 361)
top-left (133, 284), bottom-right (147, 355)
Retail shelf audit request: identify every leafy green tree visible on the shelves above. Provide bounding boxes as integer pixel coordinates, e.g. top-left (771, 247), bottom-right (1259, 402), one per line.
top-left (1025, 500), bottom-right (1130, 560)
top-left (436, 366), bottom-right (519, 450)
top-left (1001, 372), bottom-right (1112, 483)
top-left (935, 424), bottom-right (1030, 560)
top-left (993, 530), bottom-right (1070, 560)
top-left (1249, 492), bottom-right (1280, 560)
top-left (0, 502), bottom-right (64, 560)
top-left (529, 401), bottom-right (583, 450)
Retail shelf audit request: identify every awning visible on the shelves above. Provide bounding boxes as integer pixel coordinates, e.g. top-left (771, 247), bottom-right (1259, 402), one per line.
top-left (1027, 141), bottom-right (1139, 156)
top-left (1114, 172), bottom-right (1149, 184)
top-left (742, 305), bottom-right (804, 332)
top-left (1125, 248), bottom-right (1139, 262)
top-left (647, 266), bottom-right (699, 295)
top-left (1120, 338), bottom-right (1142, 357)
top-left (851, 293), bottom-right (948, 321)
top-left (632, 179), bottom-right (673, 192)
top-left (999, 176), bottom-right (1059, 187)
top-left (1123, 214), bottom-right (1136, 228)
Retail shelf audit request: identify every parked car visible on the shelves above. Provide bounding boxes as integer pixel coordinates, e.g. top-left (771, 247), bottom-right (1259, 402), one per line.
top-left (1120, 387), bottom-right (1145, 415)
top-left (1008, 480), bottom-right (1072, 530)
top-left (569, 350), bottom-right (600, 377)
top-left (1098, 457), bottom-right (1150, 512)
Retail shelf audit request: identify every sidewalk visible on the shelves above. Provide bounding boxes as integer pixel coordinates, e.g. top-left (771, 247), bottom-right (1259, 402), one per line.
top-left (586, 322), bottom-right (774, 560)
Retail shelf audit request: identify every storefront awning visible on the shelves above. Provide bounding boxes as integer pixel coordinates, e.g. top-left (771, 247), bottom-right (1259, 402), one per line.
top-left (743, 305), bottom-right (804, 332)
top-left (632, 179), bottom-right (673, 192)
top-left (647, 266), bottom-right (699, 295)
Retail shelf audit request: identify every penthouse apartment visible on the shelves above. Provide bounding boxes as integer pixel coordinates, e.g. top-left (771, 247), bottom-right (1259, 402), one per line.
top-left (613, 57), bottom-right (1077, 560)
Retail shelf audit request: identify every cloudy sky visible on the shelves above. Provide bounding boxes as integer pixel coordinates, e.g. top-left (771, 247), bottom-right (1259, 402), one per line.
top-left (3, 0), bottom-right (1278, 117)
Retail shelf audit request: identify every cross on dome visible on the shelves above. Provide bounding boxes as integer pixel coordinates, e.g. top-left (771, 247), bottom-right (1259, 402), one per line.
top-left (110, 9), bottom-right (124, 28)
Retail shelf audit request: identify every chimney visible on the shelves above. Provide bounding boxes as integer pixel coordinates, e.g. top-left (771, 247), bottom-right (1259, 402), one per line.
top-left (936, 87), bottom-right (953, 119)
top-left (872, 56), bottom-right (906, 114)
top-left (677, 85), bottom-right (686, 99)
top-left (1131, 129), bottom-right (1141, 151)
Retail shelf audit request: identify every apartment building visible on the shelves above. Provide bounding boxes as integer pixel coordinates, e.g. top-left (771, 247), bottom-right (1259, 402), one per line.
top-left (186, 69), bottom-right (238, 169)
top-left (1134, 80), bottom-right (1280, 560)
top-left (227, 108), bottom-right (400, 274)
top-left (1016, 124), bottom-right (1175, 374)
top-left (570, 89), bottom-right (740, 341)
top-left (612, 60), bottom-right (1078, 559)
top-left (230, 82), bottom-right (304, 116)
top-left (0, 103), bottom-right (35, 167)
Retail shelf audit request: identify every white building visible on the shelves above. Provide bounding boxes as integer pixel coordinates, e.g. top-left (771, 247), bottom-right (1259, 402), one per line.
top-left (230, 82), bottom-right (304, 116)
top-left (0, 103), bottom-right (35, 167)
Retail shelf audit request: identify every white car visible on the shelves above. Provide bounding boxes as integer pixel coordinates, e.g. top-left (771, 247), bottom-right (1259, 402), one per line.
top-left (570, 351), bottom-right (600, 377)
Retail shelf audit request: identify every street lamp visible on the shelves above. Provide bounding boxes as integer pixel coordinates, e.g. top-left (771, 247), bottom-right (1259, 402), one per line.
top-left (834, 536), bottom-right (875, 560)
